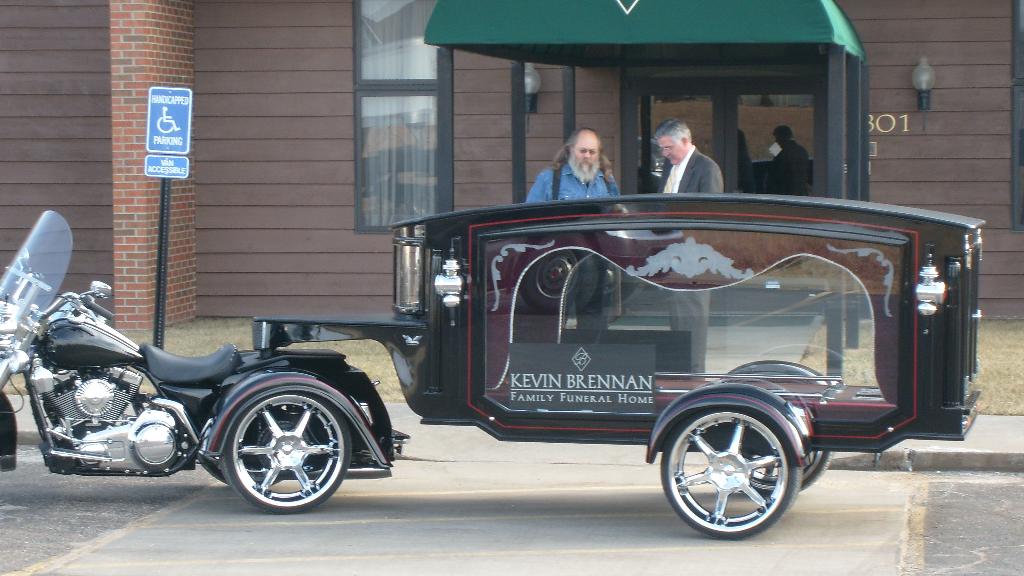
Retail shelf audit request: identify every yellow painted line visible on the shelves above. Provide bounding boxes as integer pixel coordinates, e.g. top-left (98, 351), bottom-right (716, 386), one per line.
top-left (65, 540), bottom-right (894, 570)
top-left (197, 483), bottom-right (660, 502)
top-left (800, 507), bottom-right (903, 515)
top-left (147, 505), bottom-right (904, 531)
top-left (147, 511), bottom-right (665, 530)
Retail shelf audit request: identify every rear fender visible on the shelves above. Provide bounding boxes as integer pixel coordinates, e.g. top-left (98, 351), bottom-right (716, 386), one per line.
top-left (647, 383), bottom-right (811, 466)
top-left (1, 393), bottom-right (16, 471)
top-left (202, 370), bottom-right (389, 467)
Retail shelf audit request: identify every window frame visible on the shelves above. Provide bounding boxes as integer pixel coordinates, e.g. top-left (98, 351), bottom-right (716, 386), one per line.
top-left (1012, 1), bottom-right (1024, 229)
top-left (354, 0), bottom-right (453, 233)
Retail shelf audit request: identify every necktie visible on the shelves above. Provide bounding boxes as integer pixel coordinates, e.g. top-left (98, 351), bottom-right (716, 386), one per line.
top-left (663, 162), bottom-right (681, 194)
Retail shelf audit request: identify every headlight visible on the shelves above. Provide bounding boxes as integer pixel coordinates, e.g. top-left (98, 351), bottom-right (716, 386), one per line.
top-left (394, 227), bottom-right (425, 315)
top-left (0, 302), bottom-right (19, 335)
top-left (0, 350), bottom-right (28, 387)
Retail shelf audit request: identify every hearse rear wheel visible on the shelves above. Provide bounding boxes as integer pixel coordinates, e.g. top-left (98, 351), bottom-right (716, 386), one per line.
top-left (728, 360), bottom-right (832, 491)
top-left (661, 410), bottom-right (803, 539)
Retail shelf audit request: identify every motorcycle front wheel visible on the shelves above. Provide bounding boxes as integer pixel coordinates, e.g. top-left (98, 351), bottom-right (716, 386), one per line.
top-left (222, 389), bottom-right (352, 514)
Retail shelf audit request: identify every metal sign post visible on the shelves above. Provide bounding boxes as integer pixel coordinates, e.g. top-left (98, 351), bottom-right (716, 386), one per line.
top-left (145, 86), bottom-right (193, 348)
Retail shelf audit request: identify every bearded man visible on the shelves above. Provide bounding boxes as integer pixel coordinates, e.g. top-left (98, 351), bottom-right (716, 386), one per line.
top-left (525, 128), bottom-right (620, 202)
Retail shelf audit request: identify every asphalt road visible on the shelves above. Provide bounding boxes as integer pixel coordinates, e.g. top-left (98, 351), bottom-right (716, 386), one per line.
top-left (912, 472), bottom-right (1024, 575)
top-left (2, 432), bottom-right (1022, 576)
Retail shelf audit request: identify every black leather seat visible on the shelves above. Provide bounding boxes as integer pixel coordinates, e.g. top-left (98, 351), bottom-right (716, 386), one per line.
top-left (140, 343), bottom-right (241, 385)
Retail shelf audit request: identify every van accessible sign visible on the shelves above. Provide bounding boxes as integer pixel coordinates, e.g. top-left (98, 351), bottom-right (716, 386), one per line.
top-left (146, 86), bottom-right (192, 155)
top-left (144, 155), bottom-right (190, 179)
top-left (507, 343), bottom-right (655, 414)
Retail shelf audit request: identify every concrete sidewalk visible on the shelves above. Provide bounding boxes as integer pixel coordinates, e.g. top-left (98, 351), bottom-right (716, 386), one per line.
top-left (9, 398), bottom-right (1024, 473)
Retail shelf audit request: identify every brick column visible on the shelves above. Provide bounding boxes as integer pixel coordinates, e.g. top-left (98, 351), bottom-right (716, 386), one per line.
top-left (110, 0), bottom-right (196, 330)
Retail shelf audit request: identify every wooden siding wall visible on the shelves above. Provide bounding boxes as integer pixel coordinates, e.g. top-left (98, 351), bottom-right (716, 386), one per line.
top-left (0, 0), bottom-right (112, 292)
top-left (189, 0), bottom-right (1021, 318)
top-left (453, 51), bottom-right (512, 208)
top-left (193, 0), bottom-right (386, 316)
top-left (194, 8), bottom-right (619, 317)
top-left (840, 0), bottom-right (1021, 317)
top-left (453, 57), bottom-right (619, 208)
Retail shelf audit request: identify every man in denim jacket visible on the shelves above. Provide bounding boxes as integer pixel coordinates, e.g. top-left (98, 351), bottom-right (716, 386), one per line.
top-left (526, 128), bottom-right (620, 202)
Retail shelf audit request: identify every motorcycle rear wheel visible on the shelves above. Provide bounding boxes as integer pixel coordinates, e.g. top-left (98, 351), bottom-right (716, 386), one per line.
top-left (222, 389), bottom-right (352, 514)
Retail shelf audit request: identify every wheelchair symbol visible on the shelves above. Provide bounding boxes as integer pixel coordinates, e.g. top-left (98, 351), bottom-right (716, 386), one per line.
top-left (156, 107), bottom-right (181, 134)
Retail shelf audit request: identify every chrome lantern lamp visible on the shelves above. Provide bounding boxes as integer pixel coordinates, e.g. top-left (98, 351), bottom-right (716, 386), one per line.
top-left (524, 63), bottom-right (541, 113)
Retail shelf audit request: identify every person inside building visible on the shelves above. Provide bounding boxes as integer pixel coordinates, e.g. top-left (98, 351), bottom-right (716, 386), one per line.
top-left (525, 127), bottom-right (619, 202)
top-left (766, 124), bottom-right (811, 196)
top-left (653, 118), bottom-right (724, 194)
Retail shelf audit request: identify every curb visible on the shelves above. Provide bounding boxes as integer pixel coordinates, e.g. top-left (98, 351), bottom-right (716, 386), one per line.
top-left (832, 449), bottom-right (1024, 473)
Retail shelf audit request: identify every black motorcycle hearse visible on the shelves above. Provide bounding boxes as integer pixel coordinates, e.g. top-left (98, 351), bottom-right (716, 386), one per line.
top-left (253, 194), bottom-right (982, 537)
top-left (1, 196), bottom-right (983, 538)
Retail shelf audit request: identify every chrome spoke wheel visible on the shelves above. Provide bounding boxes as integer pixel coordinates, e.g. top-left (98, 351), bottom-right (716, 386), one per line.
top-left (661, 411), bottom-right (802, 538)
top-left (224, 391), bottom-right (351, 513)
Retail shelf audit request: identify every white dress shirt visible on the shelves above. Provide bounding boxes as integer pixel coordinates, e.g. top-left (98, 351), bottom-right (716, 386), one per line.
top-left (664, 146), bottom-right (696, 194)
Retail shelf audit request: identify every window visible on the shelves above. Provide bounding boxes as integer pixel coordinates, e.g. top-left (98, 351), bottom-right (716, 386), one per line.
top-left (482, 227), bottom-right (899, 421)
top-left (356, 0), bottom-right (452, 231)
top-left (1013, 1), bottom-right (1024, 229)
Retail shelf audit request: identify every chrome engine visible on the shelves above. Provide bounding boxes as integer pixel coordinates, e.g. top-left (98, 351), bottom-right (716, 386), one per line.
top-left (41, 366), bottom-right (142, 423)
top-left (32, 365), bottom-right (192, 474)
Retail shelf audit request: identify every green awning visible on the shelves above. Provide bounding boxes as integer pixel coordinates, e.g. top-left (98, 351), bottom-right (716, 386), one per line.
top-left (425, 0), bottom-right (864, 64)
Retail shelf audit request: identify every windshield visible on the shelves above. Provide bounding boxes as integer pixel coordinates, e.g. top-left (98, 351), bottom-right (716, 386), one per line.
top-left (0, 211), bottom-right (72, 316)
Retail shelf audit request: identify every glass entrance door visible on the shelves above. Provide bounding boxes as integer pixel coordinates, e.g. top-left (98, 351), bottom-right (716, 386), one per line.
top-left (623, 76), bottom-right (824, 196)
top-left (736, 93), bottom-right (815, 195)
top-left (638, 94), bottom-right (717, 194)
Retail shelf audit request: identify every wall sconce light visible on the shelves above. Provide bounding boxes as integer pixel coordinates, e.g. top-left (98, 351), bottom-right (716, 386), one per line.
top-left (912, 57), bottom-right (935, 111)
top-left (524, 62), bottom-right (541, 113)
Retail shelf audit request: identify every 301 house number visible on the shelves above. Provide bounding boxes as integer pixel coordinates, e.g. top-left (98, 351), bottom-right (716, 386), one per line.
top-left (868, 113), bottom-right (910, 134)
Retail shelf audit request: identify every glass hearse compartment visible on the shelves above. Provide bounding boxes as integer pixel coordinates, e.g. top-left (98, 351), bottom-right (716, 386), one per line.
top-left (484, 225), bottom-right (900, 426)
top-left (255, 195), bottom-right (982, 538)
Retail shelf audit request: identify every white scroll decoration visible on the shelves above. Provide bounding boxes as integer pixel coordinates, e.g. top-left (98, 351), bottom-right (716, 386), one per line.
top-left (826, 244), bottom-right (895, 317)
top-left (624, 236), bottom-right (753, 281)
top-left (490, 240), bottom-right (556, 311)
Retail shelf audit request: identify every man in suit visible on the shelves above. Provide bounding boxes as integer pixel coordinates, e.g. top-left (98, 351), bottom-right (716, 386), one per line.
top-left (654, 118), bottom-right (724, 194)
top-left (648, 118), bottom-right (721, 372)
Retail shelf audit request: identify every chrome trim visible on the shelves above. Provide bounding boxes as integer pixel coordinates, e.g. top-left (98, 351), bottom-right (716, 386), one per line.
top-left (253, 320), bottom-right (271, 350)
top-left (915, 254), bottom-right (946, 317)
top-left (963, 234), bottom-right (973, 270)
top-left (655, 389), bottom-right (832, 399)
top-left (394, 236), bottom-right (425, 314)
top-left (5, 350), bottom-right (30, 375)
top-left (46, 427), bottom-right (76, 443)
top-left (434, 257), bottom-right (463, 309)
top-left (655, 372), bottom-right (843, 383)
top-left (150, 397), bottom-right (200, 444)
top-left (346, 467), bottom-right (393, 479)
top-left (49, 448), bottom-right (114, 462)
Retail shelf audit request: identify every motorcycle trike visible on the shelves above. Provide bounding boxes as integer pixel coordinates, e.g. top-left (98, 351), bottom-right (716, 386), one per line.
top-left (1, 195), bottom-right (984, 538)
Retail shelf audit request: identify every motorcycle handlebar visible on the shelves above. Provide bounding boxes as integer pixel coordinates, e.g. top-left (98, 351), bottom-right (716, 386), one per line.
top-left (82, 295), bottom-right (115, 322)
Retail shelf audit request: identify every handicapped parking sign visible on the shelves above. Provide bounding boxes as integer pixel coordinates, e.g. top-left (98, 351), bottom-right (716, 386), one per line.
top-left (146, 86), bottom-right (192, 155)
